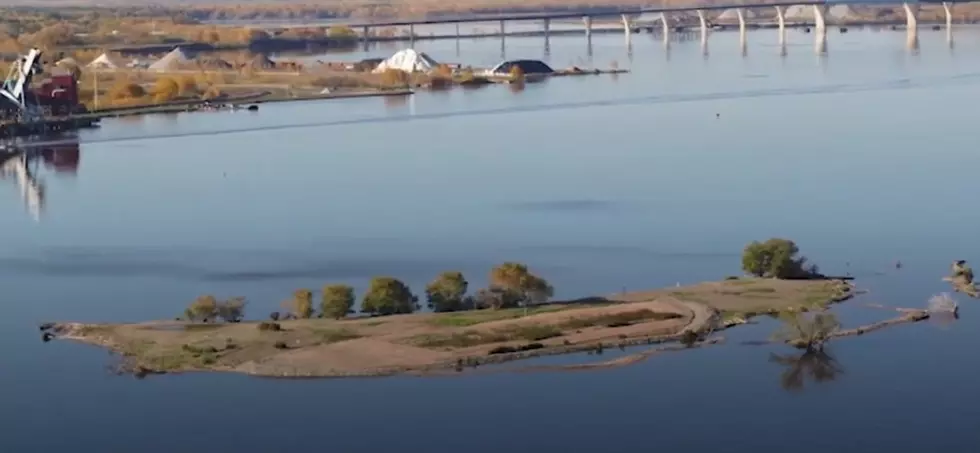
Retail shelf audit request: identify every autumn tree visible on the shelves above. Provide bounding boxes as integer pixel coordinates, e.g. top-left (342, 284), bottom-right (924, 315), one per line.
top-left (327, 25), bottom-right (358, 39)
top-left (151, 77), bottom-right (180, 102)
top-left (184, 295), bottom-right (218, 322)
top-left (108, 81), bottom-right (146, 100)
top-left (321, 284), bottom-right (355, 320)
top-left (362, 277), bottom-right (417, 316)
top-left (489, 262), bottom-right (554, 313)
top-left (176, 75), bottom-right (198, 96)
top-left (741, 238), bottom-right (816, 279)
top-left (425, 271), bottom-right (468, 312)
top-left (282, 289), bottom-right (314, 319)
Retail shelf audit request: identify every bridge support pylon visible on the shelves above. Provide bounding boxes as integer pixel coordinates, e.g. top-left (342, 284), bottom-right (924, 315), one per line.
top-left (736, 8), bottom-right (746, 55)
top-left (543, 18), bottom-right (550, 41)
top-left (583, 16), bottom-right (592, 43)
top-left (621, 14), bottom-right (632, 49)
top-left (660, 12), bottom-right (670, 46)
top-left (943, 2), bottom-right (953, 47)
top-left (943, 1), bottom-right (953, 29)
top-left (499, 20), bottom-right (506, 37)
top-left (774, 6), bottom-right (786, 47)
top-left (813, 5), bottom-right (827, 55)
top-left (813, 5), bottom-right (825, 35)
top-left (903, 2), bottom-right (919, 51)
top-left (409, 23), bottom-right (415, 46)
top-left (697, 10), bottom-right (708, 55)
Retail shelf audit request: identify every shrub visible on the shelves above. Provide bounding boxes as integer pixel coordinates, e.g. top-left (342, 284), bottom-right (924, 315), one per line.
top-left (362, 277), bottom-right (417, 316)
top-left (321, 284), bottom-right (355, 320)
top-left (257, 322), bottom-right (281, 332)
top-left (201, 85), bottom-right (223, 100)
top-left (510, 325), bottom-right (562, 342)
top-left (108, 81), bottom-right (146, 100)
top-left (273, 341), bottom-right (289, 349)
top-left (679, 330), bottom-right (700, 347)
top-left (327, 25), bottom-right (358, 39)
top-left (741, 238), bottom-right (816, 279)
top-left (269, 311), bottom-right (280, 321)
top-left (488, 345), bottom-right (517, 355)
top-left (426, 271), bottom-right (468, 312)
top-left (519, 342), bottom-right (545, 351)
top-left (150, 77), bottom-right (180, 102)
top-left (771, 312), bottom-right (840, 351)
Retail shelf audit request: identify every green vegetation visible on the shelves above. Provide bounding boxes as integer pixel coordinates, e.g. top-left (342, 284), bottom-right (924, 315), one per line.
top-left (257, 321), bottom-right (281, 332)
top-left (413, 324), bottom-right (562, 348)
top-left (771, 312), bottom-right (840, 351)
top-left (362, 277), bottom-right (417, 316)
top-left (425, 271), bottom-right (469, 313)
top-left (320, 284), bottom-right (355, 320)
top-left (741, 238), bottom-right (818, 279)
top-left (561, 309), bottom-right (682, 330)
top-left (428, 304), bottom-right (574, 327)
top-left (313, 328), bottom-right (361, 344)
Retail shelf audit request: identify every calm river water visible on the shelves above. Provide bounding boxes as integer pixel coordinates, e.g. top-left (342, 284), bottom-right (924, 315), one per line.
top-left (4, 28), bottom-right (980, 452)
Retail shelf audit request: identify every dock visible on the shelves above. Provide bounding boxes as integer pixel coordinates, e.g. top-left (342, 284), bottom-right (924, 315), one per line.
top-left (0, 116), bottom-right (100, 140)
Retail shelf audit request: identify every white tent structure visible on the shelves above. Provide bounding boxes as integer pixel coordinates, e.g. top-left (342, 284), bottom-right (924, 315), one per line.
top-left (372, 49), bottom-right (439, 73)
top-left (86, 53), bottom-right (119, 70)
top-left (148, 47), bottom-right (190, 72)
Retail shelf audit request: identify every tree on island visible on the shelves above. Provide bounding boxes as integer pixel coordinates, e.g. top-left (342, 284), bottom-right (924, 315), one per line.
top-left (741, 238), bottom-right (818, 279)
top-left (215, 297), bottom-right (246, 322)
top-left (183, 295), bottom-right (246, 323)
top-left (426, 271), bottom-right (469, 312)
top-left (362, 277), bottom-right (417, 316)
top-left (488, 262), bottom-right (554, 314)
top-left (321, 284), bottom-right (355, 320)
top-left (282, 289), bottom-right (314, 319)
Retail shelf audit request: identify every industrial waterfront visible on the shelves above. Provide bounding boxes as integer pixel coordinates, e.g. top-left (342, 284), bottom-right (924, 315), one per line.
top-left (4, 27), bottom-right (980, 452)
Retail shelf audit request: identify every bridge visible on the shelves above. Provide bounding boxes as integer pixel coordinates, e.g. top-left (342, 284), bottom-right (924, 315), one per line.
top-left (258, 0), bottom-right (965, 53)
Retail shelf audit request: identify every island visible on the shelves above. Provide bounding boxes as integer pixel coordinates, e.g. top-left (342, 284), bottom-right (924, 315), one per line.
top-left (45, 277), bottom-right (855, 378)
top-left (43, 238), bottom-right (937, 378)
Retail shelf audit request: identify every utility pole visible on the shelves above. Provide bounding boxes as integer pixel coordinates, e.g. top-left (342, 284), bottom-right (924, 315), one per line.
top-left (92, 69), bottom-right (99, 110)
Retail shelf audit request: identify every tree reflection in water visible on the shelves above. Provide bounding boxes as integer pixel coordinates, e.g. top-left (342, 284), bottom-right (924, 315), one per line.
top-left (769, 350), bottom-right (844, 392)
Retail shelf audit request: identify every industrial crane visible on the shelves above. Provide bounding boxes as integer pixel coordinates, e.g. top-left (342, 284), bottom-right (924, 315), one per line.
top-left (0, 48), bottom-right (44, 121)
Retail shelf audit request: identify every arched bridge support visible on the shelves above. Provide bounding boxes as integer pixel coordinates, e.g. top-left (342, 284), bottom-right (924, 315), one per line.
top-left (904, 2), bottom-right (919, 51)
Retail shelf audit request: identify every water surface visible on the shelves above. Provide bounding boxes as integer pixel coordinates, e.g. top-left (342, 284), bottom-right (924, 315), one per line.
top-left (3, 28), bottom-right (980, 452)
